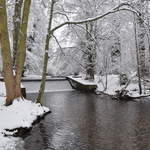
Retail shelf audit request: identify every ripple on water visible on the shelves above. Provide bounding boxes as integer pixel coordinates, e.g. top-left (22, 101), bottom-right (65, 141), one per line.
top-left (24, 91), bottom-right (150, 150)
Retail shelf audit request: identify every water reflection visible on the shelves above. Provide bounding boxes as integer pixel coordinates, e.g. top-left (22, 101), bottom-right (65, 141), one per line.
top-left (24, 91), bottom-right (150, 150)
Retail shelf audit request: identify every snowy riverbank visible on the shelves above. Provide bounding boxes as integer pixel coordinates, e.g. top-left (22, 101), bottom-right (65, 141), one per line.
top-left (95, 74), bottom-right (150, 98)
top-left (0, 82), bottom-right (50, 149)
top-left (70, 74), bottom-right (150, 98)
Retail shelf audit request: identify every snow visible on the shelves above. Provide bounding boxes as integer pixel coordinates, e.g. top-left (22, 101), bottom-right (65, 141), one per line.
top-left (70, 74), bottom-right (150, 98)
top-left (95, 74), bottom-right (120, 95)
top-left (0, 82), bottom-right (6, 97)
top-left (97, 74), bottom-right (150, 98)
top-left (0, 82), bottom-right (24, 96)
top-left (23, 75), bottom-right (42, 79)
top-left (126, 83), bottom-right (150, 98)
top-left (22, 75), bottom-right (56, 80)
top-left (0, 135), bottom-right (25, 150)
top-left (68, 76), bottom-right (97, 85)
top-left (0, 82), bottom-right (50, 149)
top-left (0, 98), bottom-right (49, 130)
top-left (96, 74), bottom-right (150, 97)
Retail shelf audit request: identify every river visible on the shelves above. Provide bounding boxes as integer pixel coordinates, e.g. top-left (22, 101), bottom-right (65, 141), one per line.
top-left (24, 87), bottom-right (150, 150)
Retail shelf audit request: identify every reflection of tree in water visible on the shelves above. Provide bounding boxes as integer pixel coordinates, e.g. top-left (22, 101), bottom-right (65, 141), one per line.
top-left (133, 103), bottom-right (150, 150)
top-left (25, 92), bottom-right (150, 150)
top-left (24, 121), bottom-right (56, 150)
top-left (107, 101), bottom-right (132, 150)
top-left (43, 92), bottom-right (97, 150)
top-left (39, 122), bottom-right (56, 150)
top-left (72, 93), bottom-right (97, 150)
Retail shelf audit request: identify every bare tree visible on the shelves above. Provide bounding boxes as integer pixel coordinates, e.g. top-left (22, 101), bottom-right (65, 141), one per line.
top-left (136, 0), bottom-right (146, 77)
top-left (37, 0), bottom-right (56, 104)
top-left (134, 14), bottom-right (142, 94)
top-left (0, 0), bottom-right (16, 105)
top-left (0, 0), bottom-right (31, 105)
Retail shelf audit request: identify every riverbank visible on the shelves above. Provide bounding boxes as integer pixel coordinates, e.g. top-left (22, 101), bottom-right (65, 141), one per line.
top-left (69, 73), bottom-right (150, 99)
top-left (96, 74), bottom-right (150, 98)
top-left (0, 82), bottom-right (50, 149)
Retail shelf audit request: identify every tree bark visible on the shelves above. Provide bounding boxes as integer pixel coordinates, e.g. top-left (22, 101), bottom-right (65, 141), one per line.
top-left (134, 14), bottom-right (142, 94)
top-left (13, 0), bottom-right (23, 66)
top-left (37, 0), bottom-right (55, 104)
top-left (136, 0), bottom-right (146, 77)
top-left (0, 0), bottom-right (31, 105)
top-left (0, 0), bottom-right (16, 105)
top-left (50, 3), bottom-right (140, 34)
top-left (84, 22), bottom-right (96, 80)
top-left (15, 0), bottom-right (31, 97)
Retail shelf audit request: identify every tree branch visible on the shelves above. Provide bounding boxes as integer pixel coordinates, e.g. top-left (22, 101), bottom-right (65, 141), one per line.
top-left (52, 34), bottom-right (86, 69)
top-left (50, 3), bottom-right (141, 34)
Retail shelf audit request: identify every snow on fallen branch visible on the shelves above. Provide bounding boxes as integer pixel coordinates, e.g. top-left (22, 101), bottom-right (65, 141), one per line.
top-left (116, 73), bottom-right (137, 97)
top-left (114, 72), bottom-right (150, 99)
top-left (95, 72), bottom-right (150, 100)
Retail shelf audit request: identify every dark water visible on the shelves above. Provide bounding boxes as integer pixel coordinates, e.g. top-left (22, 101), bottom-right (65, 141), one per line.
top-left (24, 91), bottom-right (150, 150)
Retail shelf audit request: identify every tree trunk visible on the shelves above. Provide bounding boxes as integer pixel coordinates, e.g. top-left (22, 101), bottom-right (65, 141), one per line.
top-left (37, 0), bottom-right (55, 104)
top-left (134, 14), bottom-right (142, 94)
top-left (84, 22), bottom-right (96, 80)
top-left (15, 0), bottom-right (31, 97)
top-left (145, 0), bottom-right (150, 74)
top-left (136, 0), bottom-right (146, 77)
top-left (0, 0), bottom-right (16, 105)
top-left (0, 0), bottom-right (31, 105)
top-left (13, 0), bottom-right (23, 66)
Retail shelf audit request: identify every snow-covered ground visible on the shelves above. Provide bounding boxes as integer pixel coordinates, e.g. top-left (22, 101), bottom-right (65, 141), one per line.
top-left (0, 82), bottom-right (50, 150)
top-left (68, 75), bottom-right (97, 85)
top-left (0, 82), bottom-right (6, 97)
top-left (70, 74), bottom-right (150, 98)
top-left (0, 82), bottom-right (25, 96)
top-left (0, 134), bottom-right (25, 150)
top-left (95, 74), bottom-right (150, 98)
top-left (95, 74), bottom-right (120, 95)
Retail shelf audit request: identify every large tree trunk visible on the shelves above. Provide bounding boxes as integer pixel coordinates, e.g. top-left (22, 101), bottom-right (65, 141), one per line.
top-left (37, 0), bottom-right (55, 104)
top-left (0, 0), bottom-right (31, 105)
top-left (13, 0), bottom-right (23, 66)
top-left (15, 0), bottom-right (31, 97)
top-left (0, 0), bottom-right (16, 105)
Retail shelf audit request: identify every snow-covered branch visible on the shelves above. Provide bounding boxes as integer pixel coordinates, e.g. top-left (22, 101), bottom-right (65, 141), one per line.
top-left (50, 3), bottom-right (140, 34)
